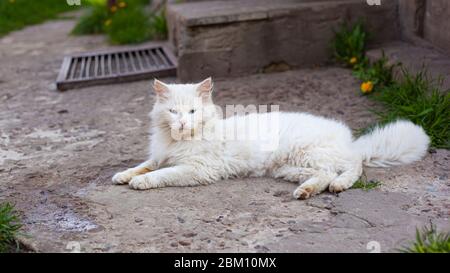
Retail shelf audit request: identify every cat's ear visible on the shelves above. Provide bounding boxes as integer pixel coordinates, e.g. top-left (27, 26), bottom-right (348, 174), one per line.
top-left (153, 79), bottom-right (170, 101)
top-left (196, 77), bottom-right (213, 102)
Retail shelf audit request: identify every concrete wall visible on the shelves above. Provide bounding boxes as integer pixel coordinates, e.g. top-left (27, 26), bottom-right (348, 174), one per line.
top-left (167, 0), bottom-right (448, 81)
top-left (398, 0), bottom-right (426, 40)
top-left (168, 0), bottom-right (399, 81)
top-left (423, 0), bottom-right (450, 55)
top-left (399, 0), bottom-right (450, 55)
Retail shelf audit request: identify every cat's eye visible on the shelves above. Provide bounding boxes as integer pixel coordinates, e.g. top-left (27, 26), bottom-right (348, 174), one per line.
top-left (169, 109), bottom-right (177, 114)
top-left (189, 109), bottom-right (196, 114)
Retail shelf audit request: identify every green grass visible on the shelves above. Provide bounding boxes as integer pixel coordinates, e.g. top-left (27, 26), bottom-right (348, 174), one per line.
top-left (353, 52), bottom-right (400, 92)
top-left (400, 223), bottom-right (450, 253)
top-left (71, 4), bottom-right (109, 35)
top-left (351, 176), bottom-right (381, 191)
top-left (0, 0), bottom-right (79, 38)
top-left (0, 202), bottom-right (22, 253)
top-left (106, 5), bottom-right (151, 44)
top-left (148, 8), bottom-right (168, 40)
top-left (332, 22), bottom-right (399, 94)
top-left (72, 0), bottom-right (167, 44)
top-left (370, 68), bottom-right (450, 149)
top-left (331, 21), bottom-right (449, 149)
top-left (331, 21), bottom-right (367, 66)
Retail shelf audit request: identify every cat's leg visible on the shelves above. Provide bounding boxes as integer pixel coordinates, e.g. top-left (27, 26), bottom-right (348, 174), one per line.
top-left (293, 171), bottom-right (338, 200)
top-left (329, 161), bottom-right (363, 193)
top-left (272, 165), bottom-right (310, 182)
top-left (112, 160), bottom-right (157, 185)
top-left (129, 165), bottom-right (212, 190)
top-left (272, 166), bottom-right (336, 199)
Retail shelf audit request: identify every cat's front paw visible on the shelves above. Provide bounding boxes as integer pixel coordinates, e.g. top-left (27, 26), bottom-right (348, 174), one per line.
top-left (293, 185), bottom-right (314, 200)
top-left (112, 171), bottom-right (133, 185)
top-left (129, 175), bottom-right (161, 190)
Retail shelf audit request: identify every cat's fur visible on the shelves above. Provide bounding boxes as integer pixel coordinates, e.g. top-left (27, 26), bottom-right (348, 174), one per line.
top-left (112, 78), bottom-right (430, 199)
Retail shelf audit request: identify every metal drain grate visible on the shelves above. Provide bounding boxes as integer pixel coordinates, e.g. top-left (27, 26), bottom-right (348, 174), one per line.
top-left (56, 45), bottom-right (177, 91)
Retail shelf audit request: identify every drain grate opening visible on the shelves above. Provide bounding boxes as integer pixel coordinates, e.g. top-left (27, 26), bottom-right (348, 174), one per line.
top-left (56, 45), bottom-right (177, 91)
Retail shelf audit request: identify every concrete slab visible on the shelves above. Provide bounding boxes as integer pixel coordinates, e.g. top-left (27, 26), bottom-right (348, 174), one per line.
top-left (167, 0), bottom-right (400, 81)
top-left (168, 0), bottom-right (343, 27)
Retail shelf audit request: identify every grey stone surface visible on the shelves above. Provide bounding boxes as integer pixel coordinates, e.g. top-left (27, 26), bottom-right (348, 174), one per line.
top-left (167, 0), bottom-right (399, 81)
top-left (168, 0), bottom-right (340, 27)
top-left (366, 41), bottom-right (450, 90)
top-left (424, 0), bottom-right (450, 55)
top-left (398, 0), bottom-right (426, 40)
top-left (265, 190), bottom-right (448, 253)
top-left (0, 12), bottom-right (448, 253)
top-left (398, 0), bottom-right (450, 56)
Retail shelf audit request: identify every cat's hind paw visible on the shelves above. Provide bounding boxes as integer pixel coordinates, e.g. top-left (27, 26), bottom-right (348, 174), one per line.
top-left (112, 171), bottom-right (133, 185)
top-left (328, 182), bottom-right (347, 193)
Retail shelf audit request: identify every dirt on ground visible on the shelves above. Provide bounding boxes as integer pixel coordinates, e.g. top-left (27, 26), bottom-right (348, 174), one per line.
top-left (0, 16), bottom-right (448, 252)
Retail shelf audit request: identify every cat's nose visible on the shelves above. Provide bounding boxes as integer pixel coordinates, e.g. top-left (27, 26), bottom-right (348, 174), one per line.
top-left (180, 120), bottom-right (186, 129)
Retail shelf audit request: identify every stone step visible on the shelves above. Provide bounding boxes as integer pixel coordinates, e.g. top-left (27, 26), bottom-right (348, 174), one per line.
top-left (167, 0), bottom-right (399, 81)
top-left (366, 41), bottom-right (450, 90)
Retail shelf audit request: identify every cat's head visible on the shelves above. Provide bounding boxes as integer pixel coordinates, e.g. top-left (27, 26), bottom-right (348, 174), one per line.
top-left (150, 77), bottom-right (218, 140)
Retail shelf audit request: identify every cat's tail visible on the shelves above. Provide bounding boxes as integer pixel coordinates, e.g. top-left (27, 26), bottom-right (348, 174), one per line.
top-left (353, 120), bottom-right (430, 167)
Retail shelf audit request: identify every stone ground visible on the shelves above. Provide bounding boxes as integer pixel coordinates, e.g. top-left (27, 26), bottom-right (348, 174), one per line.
top-left (0, 15), bottom-right (449, 253)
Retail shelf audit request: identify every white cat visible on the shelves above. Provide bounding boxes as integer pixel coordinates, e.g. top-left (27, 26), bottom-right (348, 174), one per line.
top-left (112, 78), bottom-right (430, 199)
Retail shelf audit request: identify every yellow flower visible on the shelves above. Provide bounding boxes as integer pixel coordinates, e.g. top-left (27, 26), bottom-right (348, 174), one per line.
top-left (361, 81), bottom-right (374, 94)
top-left (9, 0), bottom-right (15, 3)
top-left (118, 1), bottom-right (127, 8)
top-left (349, 57), bottom-right (357, 65)
top-left (104, 19), bottom-right (112, 27)
top-left (110, 5), bottom-right (118, 13)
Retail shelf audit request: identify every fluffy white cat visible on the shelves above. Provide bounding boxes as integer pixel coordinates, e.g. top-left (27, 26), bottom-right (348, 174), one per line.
top-left (112, 78), bottom-right (430, 199)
